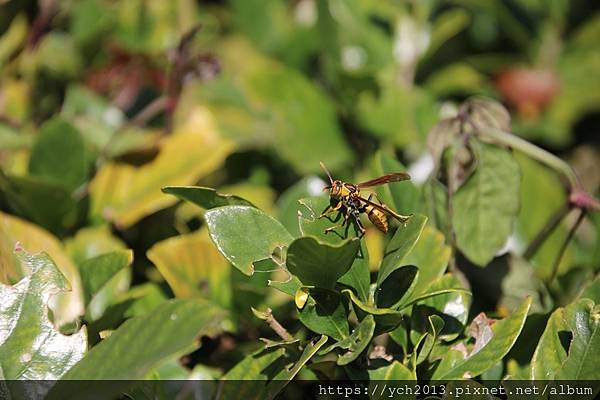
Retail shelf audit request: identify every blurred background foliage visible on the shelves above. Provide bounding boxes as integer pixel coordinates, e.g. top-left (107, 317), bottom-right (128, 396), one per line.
top-left (0, 0), bottom-right (599, 384)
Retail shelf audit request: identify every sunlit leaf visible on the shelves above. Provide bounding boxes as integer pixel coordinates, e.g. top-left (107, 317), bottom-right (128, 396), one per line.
top-left (204, 205), bottom-right (293, 276)
top-left (0, 211), bottom-right (83, 326)
top-left (147, 229), bottom-right (231, 309)
top-left (89, 113), bottom-right (234, 228)
top-left (163, 186), bottom-right (255, 210)
top-left (0, 251), bottom-right (86, 379)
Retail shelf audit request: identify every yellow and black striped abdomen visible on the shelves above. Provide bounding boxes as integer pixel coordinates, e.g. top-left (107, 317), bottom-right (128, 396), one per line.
top-left (366, 206), bottom-right (388, 233)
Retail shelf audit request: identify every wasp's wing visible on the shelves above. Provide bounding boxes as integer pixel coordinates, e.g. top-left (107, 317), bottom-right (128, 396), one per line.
top-left (358, 196), bottom-right (411, 222)
top-left (357, 173), bottom-right (411, 188)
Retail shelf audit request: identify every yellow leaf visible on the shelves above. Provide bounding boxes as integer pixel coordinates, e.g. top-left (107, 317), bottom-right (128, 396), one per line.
top-left (147, 229), bottom-right (231, 309)
top-left (90, 110), bottom-right (234, 228)
top-left (0, 211), bottom-right (84, 326)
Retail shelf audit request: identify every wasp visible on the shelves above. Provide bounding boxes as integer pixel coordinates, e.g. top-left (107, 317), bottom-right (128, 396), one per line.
top-left (319, 162), bottom-right (412, 238)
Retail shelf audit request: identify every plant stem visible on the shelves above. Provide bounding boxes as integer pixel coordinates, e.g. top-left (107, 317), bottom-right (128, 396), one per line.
top-left (548, 208), bottom-right (586, 282)
top-left (479, 128), bottom-right (580, 189)
top-left (263, 308), bottom-right (294, 342)
top-left (522, 202), bottom-right (571, 260)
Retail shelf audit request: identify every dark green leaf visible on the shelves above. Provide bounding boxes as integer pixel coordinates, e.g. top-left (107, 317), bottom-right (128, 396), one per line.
top-left (375, 265), bottom-right (418, 309)
top-left (342, 289), bottom-right (404, 334)
top-left (204, 206), bottom-right (293, 275)
top-left (432, 297), bottom-right (531, 380)
top-left (0, 251), bottom-right (86, 379)
top-left (162, 186), bottom-right (255, 210)
top-left (29, 117), bottom-right (90, 193)
top-left (452, 141), bottom-right (520, 266)
top-left (416, 315), bottom-right (445, 365)
top-left (286, 236), bottom-right (360, 289)
top-left (299, 288), bottom-right (349, 341)
top-left (377, 214), bottom-right (427, 286)
top-left (0, 172), bottom-right (76, 234)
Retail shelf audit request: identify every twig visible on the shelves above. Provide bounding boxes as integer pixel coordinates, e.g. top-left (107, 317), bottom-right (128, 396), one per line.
top-left (125, 96), bottom-right (170, 128)
top-left (523, 202), bottom-right (571, 260)
top-left (257, 308), bottom-right (293, 342)
top-left (548, 208), bottom-right (586, 282)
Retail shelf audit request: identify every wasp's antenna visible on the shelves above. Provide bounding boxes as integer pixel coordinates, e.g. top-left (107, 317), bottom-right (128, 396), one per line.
top-left (319, 161), bottom-right (334, 185)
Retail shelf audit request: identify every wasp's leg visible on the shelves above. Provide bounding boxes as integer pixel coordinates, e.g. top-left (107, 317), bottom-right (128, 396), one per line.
top-left (324, 212), bottom-right (350, 236)
top-left (319, 206), bottom-right (342, 223)
top-left (353, 213), bottom-right (366, 238)
top-left (370, 193), bottom-right (412, 224)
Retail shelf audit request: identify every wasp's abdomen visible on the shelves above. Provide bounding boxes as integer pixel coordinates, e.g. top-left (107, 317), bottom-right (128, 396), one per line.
top-left (366, 206), bottom-right (388, 233)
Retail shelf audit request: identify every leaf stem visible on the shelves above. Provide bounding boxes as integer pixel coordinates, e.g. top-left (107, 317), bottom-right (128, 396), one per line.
top-left (479, 128), bottom-right (580, 189)
top-left (548, 209), bottom-right (586, 282)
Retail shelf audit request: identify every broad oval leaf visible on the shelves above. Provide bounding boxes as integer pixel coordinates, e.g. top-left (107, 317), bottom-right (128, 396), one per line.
top-left (286, 236), bottom-right (360, 289)
top-left (28, 117), bottom-right (91, 193)
top-left (376, 214), bottom-right (427, 286)
top-left (204, 206), bottom-right (293, 275)
top-left (0, 251), bottom-right (86, 380)
top-left (162, 186), bottom-right (255, 209)
top-left (299, 288), bottom-right (350, 341)
top-left (452, 141), bottom-right (520, 266)
top-left (432, 297), bottom-right (531, 380)
top-left (297, 196), bottom-right (370, 300)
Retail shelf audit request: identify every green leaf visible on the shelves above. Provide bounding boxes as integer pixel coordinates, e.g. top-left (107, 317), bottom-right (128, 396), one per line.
top-left (0, 251), bottom-right (86, 379)
top-left (376, 214), bottom-right (427, 286)
top-left (416, 315), bottom-right (445, 365)
top-left (204, 205), bottom-right (293, 276)
top-left (375, 265), bottom-right (418, 309)
top-left (530, 306), bottom-right (568, 380)
top-left (28, 118), bottom-right (90, 193)
top-left (64, 225), bottom-right (126, 266)
top-left (432, 297), bottom-right (531, 380)
top-left (579, 276), bottom-right (600, 303)
top-left (192, 38), bottom-right (352, 174)
top-left (266, 335), bottom-right (328, 398)
top-left (49, 299), bottom-right (225, 396)
top-left (147, 229), bottom-right (231, 309)
top-left (79, 249), bottom-right (132, 306)
top-left (533, 298), bottom-right (600, 380)
top-left (276, 177), bottom-right (326, 236)
top-left (402, 224), bottom-right (451, 297)
top-left (221, 336), bottom-right (328, 400)
top-left (452, 141), bottom-right (520, 266)
top-left (342, 289), bottom-right (404, 334)
top-left (500, 255), bottom-right (552, 314)
top-left (299, 289), bottom-right (350, 341)
top-left (375, 152), bottom-right (421, 215)
top-left (337, 238), bottom-right (371, 303)
top-left (334, 315), bottom-right (375, 366)
top-left (409, 274), bottom-right (471, 343)
top-left (367, 360), bottom-right (415, 381)
top-left (298, 196), bottom-right (360, 244)
top-left (0, 172), bottom-right (76, 234)
top-left (286, 236), bottom-right (360, 289)
top-left (162, 186), bottom-right (255, 210)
